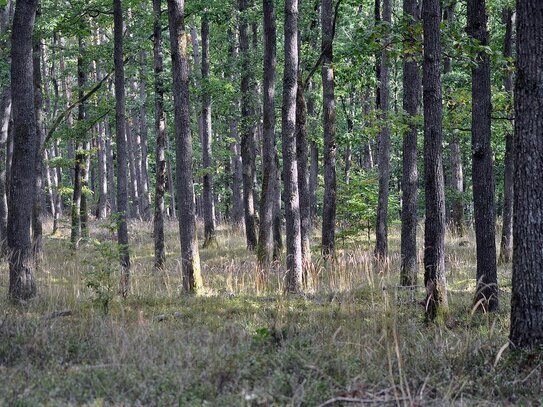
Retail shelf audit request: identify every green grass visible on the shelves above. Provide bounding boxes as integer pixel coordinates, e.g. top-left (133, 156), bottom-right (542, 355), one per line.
top-left (0, 219), bottom-right (541, 406)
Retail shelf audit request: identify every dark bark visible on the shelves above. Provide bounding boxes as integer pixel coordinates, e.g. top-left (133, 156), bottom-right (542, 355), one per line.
top-left (167, 0), bottom-right (203, 293)
top-left (321, 0), bottom-right (337, 259)
top-left (283, 0), bottom-right (303, 292)
top-left (201, 14), bottom-right (216, 248)
top-left (257, 0), bottom-right (277, 265)
top-left (114, 0), bottom-right (131, 296)
top-left (375, 0), bottom-right (392, 259)
top-left (400, 0), bottom-right (421, 286)
top-left (105, 120), bottom-right (117, 214)
top-left (423, 0), bottom-right (447, 320)
top-left (444, 2), bottom-right (464, 236)
top-left (467, 0), bottom-right (498, 312)
top-left (273, 147), bottom-right (283, 259)
top-left (32, 36), bottom-right (44, 260)
top-left (138, 51), bottom-right (151, 220)
top-left (308, 81), bottom-right (318, 224)
top-left (499, 7), bottom-right (513, 264)
top-left (8, 0), bottom-right (38, 301)
top-left (296, 76), bottom-right (311, 268)
top-left (238, 0), bottom-right (258, 251)
top-left (510, 0), bottom-right (543, 349)
top-left (153, 0), bottom-right (166, 270)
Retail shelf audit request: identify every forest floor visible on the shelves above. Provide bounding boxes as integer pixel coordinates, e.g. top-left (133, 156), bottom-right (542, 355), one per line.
top-left (0, 219), bottom-right (542, 406)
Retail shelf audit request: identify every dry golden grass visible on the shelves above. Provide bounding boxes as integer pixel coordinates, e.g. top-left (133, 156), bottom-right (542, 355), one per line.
top-left (0, 218), bottom-right (540, 406)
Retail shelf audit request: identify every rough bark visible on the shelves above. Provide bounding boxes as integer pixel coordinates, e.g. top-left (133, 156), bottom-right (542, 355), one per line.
top-left (400, 0), bottom-right (421, 287)
top-left (257, 0), bottom-right (277, 265)
top-left (153, 0), bottom-right (166, 270)
top-left (114, 0), bottom-right (131, 296)
top-left (238, 0), bottom-right (258, 251)
top-left (8, 0), bottom-right (38, 301)
top-left (444, 2), bottom-right (464, 236)
top-left (375, 0), bottom-right (392, 259)
top-left (283, 0), bottom-right (303, 293)
top-left (423, 0), bottom-right (448, 320)
top-left (308, 81), bottom-right (318, 224)
top-left (321, 0), bottom-right (337, 260)
top-left (499, 7), bottom-right (513, 264)
top-left (105, 120), bottom-right (117, 214)
top-left (510, 0), bottom-right (543, 349)
top-left (167, 0), bottom-right (203, 293)
top-left (201, 14), bottom-right (216, 247)
top-left (138, 51), bottom-right (151, 220)
top-left (32, 36), bottom-right (44, 260)
top-left (467, 0), bottom-right (498, 312)
top-left (0, 89), bottom-right (10, 255)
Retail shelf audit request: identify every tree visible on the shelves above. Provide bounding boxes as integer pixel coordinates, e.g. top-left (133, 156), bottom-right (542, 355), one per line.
top-left (238, 0), bottom-right (258, 251)
top-left (283, 0), bottom-right (303, 293)
top-left (499, 7), bottom-right (513, 264)
top-left (374, 0), bottom-right (392, 259)
top-left (400, 0), bottom-right (420, 286)
top-left (257, 0), bottom-right (277, 265)
top-left (167, 0), bottom-right (203, 293)
top-left (201, 13), bottom-right (217, 248)
top-left (509, 0), bottom-right (543, 349)
top-left (321, 0), bottom-right (337, 259)
top-left (8, 0), bottom-right (38, 300)
top-left (153, 0), bottom-right (167, 271)
top-left (467, 0), bottom-right (498, 312)
top-left (422, 0), bottom-right (447, 320)
top-left (114, 0), bottom-right (131, 297)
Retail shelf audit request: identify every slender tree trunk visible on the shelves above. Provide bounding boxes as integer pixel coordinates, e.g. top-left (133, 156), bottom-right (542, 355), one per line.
top-left (499, 7), bottom-right (513, 264)
top-left (51, 140), bottom-right (63, 234)
top-left (97, 121), bottom-right (108, 219)
top-left (114, 0), bottom-right (131, 296)
top-left (273, 147), bottom-right (283, 259)
top-left (444, 2), bottom-right (464, 236)
top-left (201, 14), bottom-right (216, 247)
top-left (467, 0), bottom-right (498, 312)
top-left (238, 0), bottom-right (258, 251)
top-left (296, 76), bottom-right (311, 269)
top-left (257, 0), bottom-right (277, 264)
top-left (80, 139), bottom-right (90, 239)
top-left (153, 0), bottom-right (167, 270)
top-left (32, 36), bottom-right (44, 260)
top-left (166, 149), bottom-right (177, 219)
top-left (105, 120), bottom-right (117, 214)
top-left (321, 0), bottom-right (337, 259)
top-left (400, 0), bottom-right (421, 286)
top-left (510, 0), bottom-right (543, 349)
top-left (283, 0), bottom-right (303, 292)
top-left (139, 51), bottom-right (151, 220)
top-left (8, 0), bottom-right (38, 301)
top-left (423, 0), bottom-right (447, 320)
top-left (308, 81), bottom-right (319, 224)
top-left (375, 0), bottom-right (392, 259)
top-left (167, 0), bottom-right (203, 293)
top-left (0, 89), bottom-right (10, 255)
top-left (228, 30), bottom-right (244, 230)
top-left (126, 121), bottom-right (141, 219)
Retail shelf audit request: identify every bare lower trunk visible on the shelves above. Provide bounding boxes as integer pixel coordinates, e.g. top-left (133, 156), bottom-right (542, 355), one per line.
top-left (167, 0), bottom-right (203, 293)
top-left (32, 36), bottom-right (44, 260)
top-left (0, 89), bottom-right (10, 254)
top-left (423, 0), bottom-right (448, 320)
top-left (138, 51), bottom-right (151, 220)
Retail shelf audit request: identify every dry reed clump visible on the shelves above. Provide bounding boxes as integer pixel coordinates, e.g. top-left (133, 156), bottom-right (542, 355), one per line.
top-left (0, 219), bottom-right (539, 406)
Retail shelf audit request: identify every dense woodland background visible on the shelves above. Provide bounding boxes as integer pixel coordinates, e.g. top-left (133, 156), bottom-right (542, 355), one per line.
top-left (1, 0), bottom-right (543, 405)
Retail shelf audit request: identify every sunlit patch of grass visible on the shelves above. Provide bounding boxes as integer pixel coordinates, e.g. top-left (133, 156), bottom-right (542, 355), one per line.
top-left (0, 218), bottom-right (538, 406)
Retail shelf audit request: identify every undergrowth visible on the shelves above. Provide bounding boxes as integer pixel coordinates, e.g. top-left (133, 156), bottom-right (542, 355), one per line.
top-left (0, 220), bottom-right (540, 406)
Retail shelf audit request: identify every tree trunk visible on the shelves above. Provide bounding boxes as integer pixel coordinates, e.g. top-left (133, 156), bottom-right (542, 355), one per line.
top-left (321, 0), bottom-right (337, 259)
top-left (375, 0), bottom-right (392, 259)
top-left (257, 0), bottom-right (277, 265)
top-left (296, 76), bottom-right (311, 269)
top-left (444, 2), bottom-right (464, 236)
top-left (238, 0), bottom-right (258, 251)
top-left (105, 120), bottom-right (117, 214)
top-left (153, 0), bottom-right (167, 270)
top-left (126, 120), bottom-right (141, 219)
top-left (167, 0), bottom-right (203, 293)
top-left (8, 0), bottom-right (38, 301)
top-left (400, 0), bottom-right (421, 287)
top-left (283, 0), bottom-right (303, 293)
top-left (97, 121), bottom-right (108, 219)
top-left (0, 89), bottom-right (10, 255)
top-left (499, 7), bottom-right (513, 264)
top-left (228, 30), bottom-right (244, 230)
top-left (510, 0), bottom-right (543, 349)
top-left (201, 14), bottom-right (216, 248)
top-left (138, 50), bottom-right (151, 220)
top-left (422, 0), bottom-right (447, 320)
top-left (467, 0), bottom-right (498, 312)
top-left (308, 81), bottom-right (318, 224)
top-left (114, 0), bottom-right (131, 296)
top-left (273, 147), bottom-right (283, 259)
top-left (32, 36), bottom-right (45, 261)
